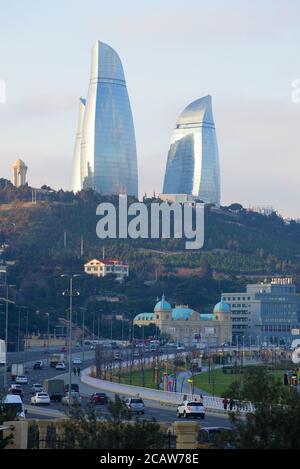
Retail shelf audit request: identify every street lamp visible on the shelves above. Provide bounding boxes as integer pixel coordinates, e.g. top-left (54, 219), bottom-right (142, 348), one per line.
top-left (0, 282), bottom-right (16, 390)
top-left (45, 313), bottom-right (50, 350)
top-left (61, 274), bottom-right (81, 404)
top-left (79, 307), bottom-right (87, 362)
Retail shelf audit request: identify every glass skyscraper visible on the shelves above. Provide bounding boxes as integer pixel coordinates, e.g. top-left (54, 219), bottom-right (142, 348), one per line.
top-left (162, 95), bottom-right (220, 206)
top-left (72, 41), bottom-right (138, 197)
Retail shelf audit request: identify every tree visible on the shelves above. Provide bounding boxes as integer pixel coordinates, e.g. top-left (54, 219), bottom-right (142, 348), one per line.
top-left (62, 395), bottom-right (165, 449)
top-left (224, 367), bottom-right (300, 449)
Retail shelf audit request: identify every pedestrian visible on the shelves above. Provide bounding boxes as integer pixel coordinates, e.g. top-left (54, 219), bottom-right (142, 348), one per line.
top-left (77, 367), bottom-right (81, 377)
top-left (199, 394), bottom-right (204, 404)
top-left (229, 397), bottom-right (234, 411)
top-left (222, 397), bottom-right (229, 410)
top-left (73, 367), bottom-right (76, 376)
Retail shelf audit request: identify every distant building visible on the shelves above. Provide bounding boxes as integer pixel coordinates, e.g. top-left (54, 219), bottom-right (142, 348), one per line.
top-left (12, 159), bottom-right (27, 187)
top-left (84, 258), bottom-right (129, 279)
top-left (162, 95), bottom-right (220, 206)
top-left (221, 277), bottom-right (300, 344)
top-left (133, 296), bottom-right (232, 347)
top-left (158, 194), bottom-right (198, 205)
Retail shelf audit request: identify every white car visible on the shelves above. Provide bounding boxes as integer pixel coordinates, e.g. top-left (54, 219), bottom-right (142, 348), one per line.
top-left (177, 400), bottom-right (206, 419)
top-left (72, 357), bottom-right (82, 365)
top-left (62, 392), bottom-right (82, 405)
top-left (31, 383), bottom-right (44, 394)
top-left (31, 392), bottom-right (51, 406)
top-left (126, 397), bottom-right (145, 414)
top-left (55, 362), bottom-right (66, 370)
top-left (15, 375), bottom-right (28, 385)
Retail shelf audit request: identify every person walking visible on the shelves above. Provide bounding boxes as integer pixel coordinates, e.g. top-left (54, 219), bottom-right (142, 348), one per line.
top-left (73, 367), bottom-right (76, 376)
top-left (229, 397), bottom-right (234, 411)
top-left (77, 367), bottom-right (81, 377)
top-left (222, 397), bottom-right (229, 410)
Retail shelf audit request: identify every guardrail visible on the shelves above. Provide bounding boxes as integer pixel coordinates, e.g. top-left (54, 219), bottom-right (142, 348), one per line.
top-left (81, 367), bottom-right (254, 413)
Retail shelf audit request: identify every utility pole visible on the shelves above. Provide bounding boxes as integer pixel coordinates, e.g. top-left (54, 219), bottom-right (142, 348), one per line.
top-left (80, 237), bottom-right (84, 257)
top-left (64, 230), bottom-right (67, 249)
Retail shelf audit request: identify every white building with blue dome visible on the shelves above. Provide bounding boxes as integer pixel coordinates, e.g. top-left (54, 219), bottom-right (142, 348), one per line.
top-left (133, 296), bottom-right (232, 347)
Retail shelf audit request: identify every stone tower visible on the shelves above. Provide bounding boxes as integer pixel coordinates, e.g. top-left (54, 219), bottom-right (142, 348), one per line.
top-left (13, 159), bottom-right (28, 187)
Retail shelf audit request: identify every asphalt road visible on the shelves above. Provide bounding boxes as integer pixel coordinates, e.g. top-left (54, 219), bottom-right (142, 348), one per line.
top-left (1, 346), bottom-right (233, 427)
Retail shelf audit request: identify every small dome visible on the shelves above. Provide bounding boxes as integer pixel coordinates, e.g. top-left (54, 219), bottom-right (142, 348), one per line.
top-left (134, 312), bottom-right (155, 321)
top-left (154, 295), bottom-right (172, 311)
top-left (213, 301), bottom-right (231, 314)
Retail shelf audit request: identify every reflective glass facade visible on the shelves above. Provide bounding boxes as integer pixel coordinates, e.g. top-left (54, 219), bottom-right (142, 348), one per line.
top-left (71, 97), bottom-right (86, 193)
top-left (72, 41), bottom-right (138, 196)
top-left (163, 95), bottom-right (220, 206)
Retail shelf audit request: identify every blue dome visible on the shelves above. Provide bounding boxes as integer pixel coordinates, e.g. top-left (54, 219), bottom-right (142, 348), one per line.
top-left (213, 301), bottom-right (231, 314)
top-left (134, 312), bottom-right (155, 321)
top-left (172, 307), bottom-right (194, 320)
top-left (154, 295), bottom-right (172, 311)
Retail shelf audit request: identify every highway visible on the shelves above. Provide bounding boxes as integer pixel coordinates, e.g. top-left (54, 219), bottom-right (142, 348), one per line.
top-left (1, 346), bottom-right (232, 427)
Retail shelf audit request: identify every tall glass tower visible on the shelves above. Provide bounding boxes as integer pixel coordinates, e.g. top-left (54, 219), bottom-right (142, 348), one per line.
top-left (72, 41), bottom-right (138, 197)
top-left (71, 97), bottom-right (86, 193)
top-left (162, 95), bottom-right (220, 206)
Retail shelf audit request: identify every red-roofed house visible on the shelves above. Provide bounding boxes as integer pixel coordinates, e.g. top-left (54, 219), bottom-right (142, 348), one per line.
top-left (84, 258), bottom-right (129, 279)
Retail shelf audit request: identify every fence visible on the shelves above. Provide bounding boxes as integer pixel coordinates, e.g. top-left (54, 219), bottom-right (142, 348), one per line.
top-left (81, 367), bottom-right (255, 413)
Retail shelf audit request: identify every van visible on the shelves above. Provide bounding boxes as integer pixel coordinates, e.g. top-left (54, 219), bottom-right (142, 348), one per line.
top-left (1, 395), bottom-right (27, 420)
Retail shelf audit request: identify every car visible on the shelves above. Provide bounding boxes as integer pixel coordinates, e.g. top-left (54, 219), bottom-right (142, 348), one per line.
top-left (31, 383), bottom-right (44, 394)
top-left (64, 383), bottom-right (79, 393)
top-left (61, 391), bottom-right (82, 405)
top-left (6, 365), bottom-right (11, 372)
top-left (177, 400), bottom-right (206, 419)
top-left (15, 375), bottom-right (28, 385)
top-left (114, 353), bottom-right (121, 361)
top-left (90, 392), bottom-right (108, 405)
top-left (72, 357), bottom-right (82, 365)
top-left (55, 362), bottom-right (66, 370)
top-left (89, 345), bottom-right (95, 350)
top-left (8, 385), bottom-right (24, 400)
top-left (60, 347), bottom-right (67, 353)
top-left (31, 392), bottom-right (51, 406)
top-left (33, 361), bottom-right (44, 370)
top-left (2, 394), bottom-right (27, 420)
top-left (133, 350), bottom-right (140, 358)
top-left (126, 397), bottom-right (145, 414)
top-left (197, 427), bottom-right (234, 449)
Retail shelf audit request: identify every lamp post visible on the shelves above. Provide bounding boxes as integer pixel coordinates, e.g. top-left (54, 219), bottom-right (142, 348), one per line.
top-left (61, 274), bottom-right (81, 404)
top-left (45, 313), bottom-right (50, 350)
top-left (0, 283), bottom-right (16, 390)
top-left (79, 307), bottom-right (87, 362)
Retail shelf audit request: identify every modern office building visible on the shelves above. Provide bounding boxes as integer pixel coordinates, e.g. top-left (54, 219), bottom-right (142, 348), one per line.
top-left (72, 41), bottom-right (138, 197)
top-left (162, 95), bottom-right (220, 206)
top-left (71, 97), bottom-right (86, 193)
top-left (221, 277), bottom-right (300, 344)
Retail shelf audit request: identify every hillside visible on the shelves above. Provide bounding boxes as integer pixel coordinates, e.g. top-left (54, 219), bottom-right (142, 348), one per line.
top-left (0, 181), bottom-right (300, 339)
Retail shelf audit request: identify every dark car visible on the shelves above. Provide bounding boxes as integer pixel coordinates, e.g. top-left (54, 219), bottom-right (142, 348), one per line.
top-left (90, 392), bottom-right (108, 405)
top-left (33, 361), bottom-right (43, 370)
top-left (197, 427), bottom-right (234, 449)
top-left (8, 386), bottom-right (24, 400)
top-left (64, 383), bottom-right (79, 393)
top-left (6, 365), bottom-right (11, 372)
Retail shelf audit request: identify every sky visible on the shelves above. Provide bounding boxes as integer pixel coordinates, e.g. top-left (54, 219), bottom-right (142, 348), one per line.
top-left (0, 0), bottom-right (299, 218)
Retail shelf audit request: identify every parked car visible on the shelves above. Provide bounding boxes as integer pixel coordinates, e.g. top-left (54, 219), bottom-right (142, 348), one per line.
top-left (177, 400), bottom-right (205, 419)
top-left (176, 346), bottom-right (185, 351)
top-left (72, 357), bottom-right (82, 365)
top-left (197, 427), bottom-right (234, 449)
top-left (31, 383), bottom-right (44, 394)
top-left (62, 391), bottom-right (82, 405)
top-left (55, 362), bottom-right (66, 370)
top-left (90, 392), bottom-right (108, 405)
top-left (31, 392), bottom-right (51, 406)
top-left (33, 361), bottom-right (44, 370)
top-left (126, 397), bottom-right (145, 414)
top-left (15, 375), bottom-right (28, 385)
top-left (60, 347), bottom-right (67, 353)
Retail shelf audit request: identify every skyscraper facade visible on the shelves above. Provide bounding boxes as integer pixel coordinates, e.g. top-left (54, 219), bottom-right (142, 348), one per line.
top-left (72, 41), bottom-right (138, 197)
top-left (162, 95), bottom-right (220, 206)
top-left (71, 97), bottom-right (86, 193)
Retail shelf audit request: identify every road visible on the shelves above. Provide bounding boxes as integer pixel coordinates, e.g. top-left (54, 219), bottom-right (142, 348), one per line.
top-left (1, 346), bottom-right (232, 427)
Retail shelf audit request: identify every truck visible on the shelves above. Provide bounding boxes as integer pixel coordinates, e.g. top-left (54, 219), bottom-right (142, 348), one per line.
top-left (11, 363), bottom-right (24, 381)
top-left (43, 379), bottom-right (65, 402)
top-left (49, 353), bottom-right (65, 368)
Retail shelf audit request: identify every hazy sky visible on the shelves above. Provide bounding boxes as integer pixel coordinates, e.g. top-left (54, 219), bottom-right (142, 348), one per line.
top-left (0, 0), bottom-right (299, 217)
